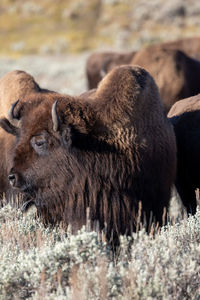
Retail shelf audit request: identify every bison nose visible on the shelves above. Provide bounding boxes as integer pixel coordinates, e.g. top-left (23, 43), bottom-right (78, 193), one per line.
top-left (8, 173), bottom-right (17, 186)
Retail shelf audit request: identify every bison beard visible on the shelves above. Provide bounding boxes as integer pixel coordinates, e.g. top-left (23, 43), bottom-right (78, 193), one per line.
top-left (21, 144), bottom-right (167, 244)
top-left (20, 145), bottom-right (141, 238)
top-left (0, 65), bottom-right (177, 247)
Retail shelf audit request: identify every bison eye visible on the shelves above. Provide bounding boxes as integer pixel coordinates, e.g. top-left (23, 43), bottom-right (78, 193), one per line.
top-left (31, 136), bottom-right (48, 155)
top-left (35, 140), bottom-right (45, 147)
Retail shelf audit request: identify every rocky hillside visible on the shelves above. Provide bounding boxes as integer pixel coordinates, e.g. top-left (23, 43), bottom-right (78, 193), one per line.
top-left (0, 0), bottom-right (200, 56)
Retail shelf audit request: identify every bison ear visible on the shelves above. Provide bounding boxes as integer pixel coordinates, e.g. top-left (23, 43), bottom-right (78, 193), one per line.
top-left (0, 118), bottom-right (19, 136)
top-left (61, 127), bottom-right (72, 147)
top-left (51, 101), bottom-right (73, 146)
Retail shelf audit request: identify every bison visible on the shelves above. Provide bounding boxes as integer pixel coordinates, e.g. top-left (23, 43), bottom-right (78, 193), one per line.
top-left (0, 70), bottom-right (54, 204)
top-left (86, 37), bottom-right (200, 90)
top-left (0, 66), bottom-right (176, 245)
top-left (131, 47), bottom-right (200, 112)
top-left (168, 94), bottom-right (200, 214)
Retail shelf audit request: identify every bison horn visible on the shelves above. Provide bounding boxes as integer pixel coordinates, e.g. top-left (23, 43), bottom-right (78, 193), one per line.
top-left (52, 100), bottom-right (59, 132)
top-left (8, 100), bottom-right (20, 127)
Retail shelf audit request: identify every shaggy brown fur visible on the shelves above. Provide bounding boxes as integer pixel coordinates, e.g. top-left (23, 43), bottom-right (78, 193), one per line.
top-left (131, 47), bottom-right (200, 112)
top-left (0, 70), bottom-right (54, 202)
top-left (86, 51), bottom-right (136, 89)
top-left (168, 94), bottom-right (200, 214)
top-left (0, 66), bottom-right (176, 246)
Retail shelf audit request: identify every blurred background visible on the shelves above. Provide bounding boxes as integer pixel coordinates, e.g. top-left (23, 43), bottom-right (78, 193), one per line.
top-left (0, 0), bottom-right (200, 94)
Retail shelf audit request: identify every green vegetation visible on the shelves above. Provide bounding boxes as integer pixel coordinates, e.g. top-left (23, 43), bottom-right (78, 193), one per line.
top-left (0, 204), bottom-right (200, 299)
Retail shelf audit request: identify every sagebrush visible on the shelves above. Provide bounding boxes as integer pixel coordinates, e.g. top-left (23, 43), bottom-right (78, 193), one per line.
top-left (0, 202), bottom-right (200, 299)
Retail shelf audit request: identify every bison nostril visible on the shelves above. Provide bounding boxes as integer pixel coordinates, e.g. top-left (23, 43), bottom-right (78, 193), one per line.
top-left (8, 174), bottom-right (16, 186)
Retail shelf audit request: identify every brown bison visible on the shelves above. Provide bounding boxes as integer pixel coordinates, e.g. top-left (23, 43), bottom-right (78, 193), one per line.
top-left (0, 70), bottom-right (54, 203)
top-left (0, 66), bottom-right (176, 245)
top-left (86, 37), bottom-right (200, 90)
top-left (131, 47), bottom-right (200, 112)
top-left (86, 51), bottom-right (136, 89)
top-left (168, 94), bottom-right (200, 214)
